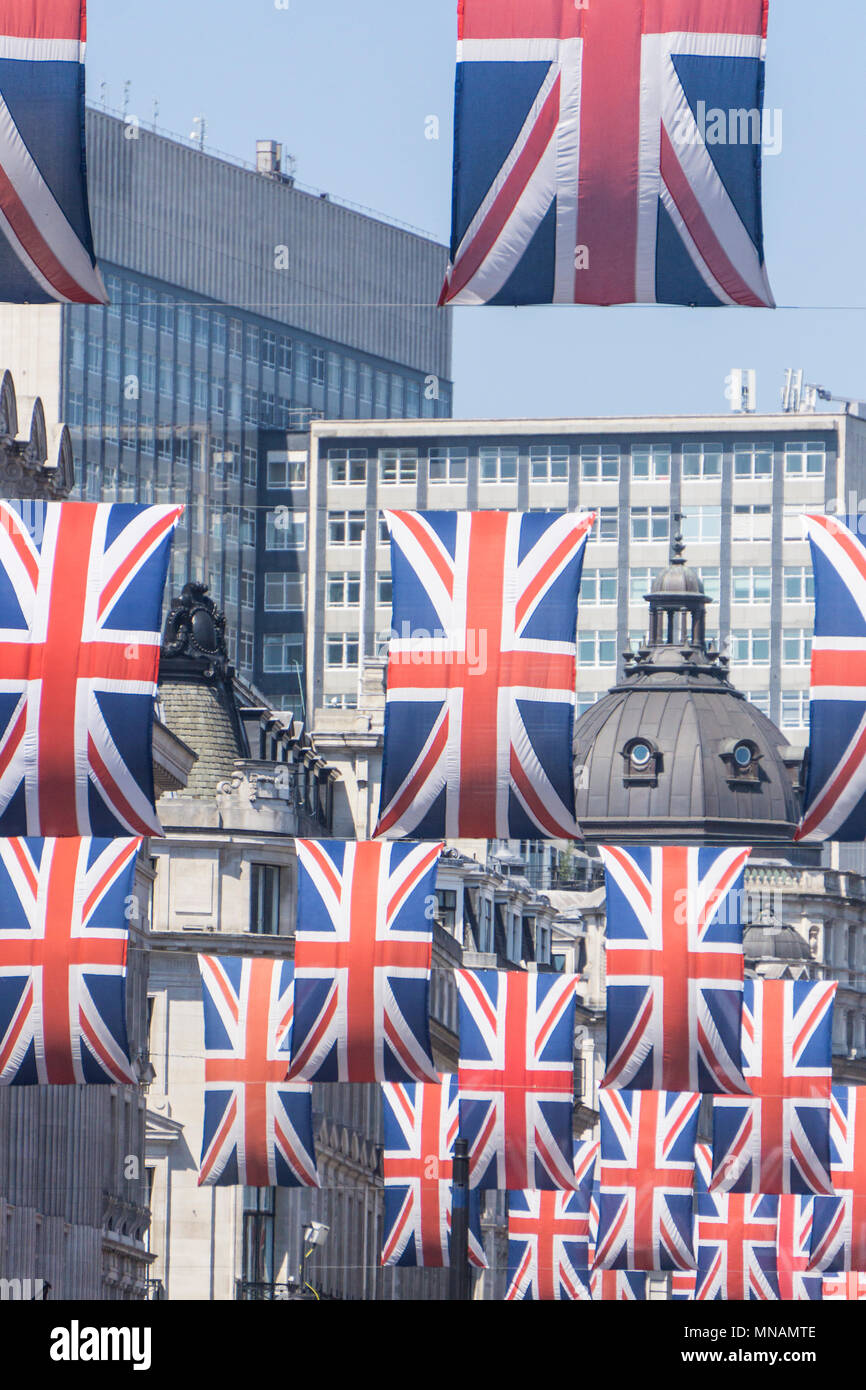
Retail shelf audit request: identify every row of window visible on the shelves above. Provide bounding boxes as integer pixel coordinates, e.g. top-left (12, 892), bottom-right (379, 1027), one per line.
top-left (575, 686), bottom-right (812, 729)
top-left (576, 628), bottom-right (813, 667)
top-left (580, 566), bottom-right (815, 606)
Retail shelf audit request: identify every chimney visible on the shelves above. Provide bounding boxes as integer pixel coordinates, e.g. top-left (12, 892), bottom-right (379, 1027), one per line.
top-left (256, 140), bottom-right (282, 177)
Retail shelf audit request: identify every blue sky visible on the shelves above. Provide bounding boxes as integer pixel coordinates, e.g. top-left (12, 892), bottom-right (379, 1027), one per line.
top-left (86, 0), bottom-right (866, 419)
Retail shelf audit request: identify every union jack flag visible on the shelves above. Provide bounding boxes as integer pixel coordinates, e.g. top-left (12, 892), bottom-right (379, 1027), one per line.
top-left (0, 500), bottom-right (182, 837)
top-left (776, 1197), bottom-right (822, 1301)
top-left (599, 844), bottom-right (752, 1093)
top-left (796, 515), bottom-right (866, 843)
top-left (455, 968), bottom-right (578, 1190)
top-left (710, 979), bottom-right (836, 1195)
top-left (670, 1270), bottom-right (698, 1300)
top-left (594, 1088), bottom-right (700, 1272)
top-left (506, 1138), bottom-right (598, 1300)
top-left (288, 840), bottom-right (442, 1083)
top-left (0, 836), bottom-right (139, 1084)
top-left (808, 1088), bottom-right (866, 1275)
top-left (694, 1140), bottom-right (780, 1300)
top-left (374, 510), bottom-right (595, 841)
top-left (823, 1273), bottom-right (866, 1300)
top-left (198, 955), bottom-right (318, 1189)
top-left (380, 1076), bottom-right (487, 1268)
top-left (441, 0), bottom-right (774, 308)
top-left (589, 1270), bottom-right (648, 1301)
top-left (0, 2), bottom-right (106, 303)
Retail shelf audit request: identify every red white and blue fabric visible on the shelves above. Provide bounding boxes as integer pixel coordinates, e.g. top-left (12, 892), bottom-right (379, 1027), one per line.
top-left (198, 955), bottom-right (318, 1189)
top-left (441, 0), bottom-right (774, 308)
top-left (0, 2), bottom-right (106, 303)
top-left (0, 835), bottom-right (139, 1084)
top-left (694, 1140), bottom-right (780, 1299)
top-left (506, 1138), bottom-right (598, 1300)
top-left (590, 1270), bottom-right (648, 1301)
top-left (380, 1076), bottom-right (487, 1268)
top-left (710, 979), bottom-right (836, 1196)
top-left (796, 515), bottom-right (866, 843)
top-left (808, 1087), bottom-right (866, 1275)
top-left (776, 1196), bottom-right (822, 1301)
top-left (0, 500), bottom-right (182, 837)
top-left (375, 510), bottom-right (595, 840)
top-left (823, 1273), bottom-right (866, 1300)
top-left (594, 1088), bottom-right (700, 1272)
top-left (670, 1270), bottom-right (698, 1299)
top-left (288, 840), bottom-right (442, 1083)
top-left (599, 844), bottom-right (751, 1093)
top-left (455, 968), bottom-right (578, 1190)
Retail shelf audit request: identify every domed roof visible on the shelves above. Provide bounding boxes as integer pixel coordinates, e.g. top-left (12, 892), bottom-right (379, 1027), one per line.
top-left (743, 918), bottom-right (812, 964)
top-left (650, 560), bottom-right (706, 597)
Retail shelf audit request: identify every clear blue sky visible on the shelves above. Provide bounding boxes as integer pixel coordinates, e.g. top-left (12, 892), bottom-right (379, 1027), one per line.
top-left (87, 0), bottom-right (866, 419)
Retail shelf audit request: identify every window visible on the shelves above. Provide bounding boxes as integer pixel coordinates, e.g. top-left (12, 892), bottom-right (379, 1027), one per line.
top-left (87, 339), bottom-right (103, 375)
top-left (241, 570), bottom-right (255, 607)
top-left (732, 567), bottom-right (771, 604)
top-left (160, 294), bottom-right (175, 334)
top-left (629, 568), bottom-right (660, 603)
top-left (781, 690), bottom-right (810, 728)
top-left (529, 444), bottom-right (569, 482)
top-left (377, 516), bottom-right (390, 545)
top-left (595, 507), bottom-right (619, 543)
top-left (261, 329), bottom-right (276, 369)
top-left (696, 568), bottom-right (721, 603)
top-left (326, 633), bottom-right (360, 669)
top-left (732, 504), bottom-right (772, 542)
top-left (123, 282), bottom-right (140, 324)
top-left (343, 359), bottom-right (357, 401)
top-left (243, 445), bottom-right (258, 486)
top-left (731, 629), bottom-right (771, 665)
top-left (239, 631), bottom-right (254, 670)
top-left (578, 631), bottom-right (617, 666)
top-left (783, 629), bottom-right (812, 665)
top-left (295, 343), bottom-right (309, 382)
top-left (326, 572), bottom-right (361, 608)
top-left (745, 690), bottom-right (771, 717)
top-left (733, 443), bottom-right (773, 480)
top-left (577, 691), bottom-right (601, 716)
top-left (379, 448), bottom-right (418, 485)
top-left (479, 445), bottom-right (518, 484)
top-left (158, 361), bottom-right (173, 398)
top-left (682, 443), bottom-right (723, 479)
top-left (375, 372), bottom-right (389, 413)
top-left (376, 573), bottom-right (392, 607)
top-left (328, 449), bottom-right (367, 486)
top-left (783, 566), bottom-right (815, 604)
top-left (359, 364), bottom-right (372, 404)
top-left (224, 565), bottom-right (238, 605)
top-left (428, 447), bottom-right (468, 484)
top-left (242, 1187), bottom-right (275, 1283)
top-left (311, 348), bottom-right (326, 386)
top-left (477, 898), bottom-right (494, 954)
top-left (630, 507), bottom-right (669, 543)
top-left (228, 318), bottom-right (243, 358)
top-left (243, 387), bottom-right (258, 425)
top-left (631, 444), bottom-right (671, 481)
top-left (278, 336), bottom-right (293, 373)
top-left (783, 503), bottom-right (823, 541)
top-left (140, 295), bottom-right (157, 330)
top-left (262, 634), bottom-right (303, 672)
top-left (176, 364), bottom-right (190, 403)
top-left (681, 505), bottom-right (721, 543)
top-left (390, 374), bottom-right (403, 415)
top-left (266, 452), bottom-right (306, 488)
top-left (328, 511), bottom-right (365, 546)
top-left (265, 510), bottom-right (306, 550)
top-left (326, 693), bottom-right (359, 711)
top-left (264, 572), bottom-right (305, 611)
top-left (193, 307), bottom-right (209, 347)
top-left (177, 305), bottom-right (192, 342)
top-left (785, 440), bottom-right (826, 478)
top-left (579, 445), bottom-right (620, 482)
top-left (582, 569), bottom-right (618, 605)
top-left (435, 889), bottom-right (457, 934)
top-left (251, 863), bottom-right (279, 935)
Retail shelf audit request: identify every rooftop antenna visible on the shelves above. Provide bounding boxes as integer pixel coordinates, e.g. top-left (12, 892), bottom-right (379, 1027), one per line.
top-left (190, 115), bottom-right (207, 151)
top-left (122, 80), bottom-right (131, 118)
top-left (99, 81), bottom-right (108, 109)
top-left (152, 98), bottom-right (160, 130)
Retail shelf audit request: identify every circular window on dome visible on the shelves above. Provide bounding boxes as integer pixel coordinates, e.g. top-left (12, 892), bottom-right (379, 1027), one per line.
top-left (630, 742), bottom-right (653, 769)
top-left (733, 741), bottom-right (754, 769)
top-left (722, 737), bottom-right (762, 782)
top-left (622, 737), bottom-right (660, 782)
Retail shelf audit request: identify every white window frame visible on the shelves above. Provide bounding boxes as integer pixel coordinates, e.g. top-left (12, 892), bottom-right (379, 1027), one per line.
top-left (264, 572), bottom-right (305, 612)
top-left (265, 510), bottom-right (306, 551)
top-left (782, 629), bottom-right (812, 666)
top-left (326, 572), bottom-right (361, 609)
top-left (577, 630), bottom-right (618, 667)
top-left (630, 507), bottom-right (670, 544)
top-left (681, 505), bottom-right (722, 544)
top-left (783, 566), bottom-right (815, 605)
top-left (631, 444), bottom-right (671, 483)
top-left (581, 568), bottom-right (618, 606)
top-left (731, 566), bottom-right (772, 605)
top-left (732, 504), bottom-right (772, 542)
top-left (579, 445), bottom-right (620, 483)
top-left (325, 632), bottom-right (360, 670)
top-left (379, 449), bottom-right (418, 485)
top-left (730, 629), bottom-right (771, 666)
top-left (328, 511), bottom-right (365, 547)
top-left (328, 449), bottom-right (368, 486)
top-left (479, 446), bottom-right (518, 485)
top-left (681, 443), bottom-right (723, 479)
top-left (784, 440), bottom-right (826, 478)
top-left (428, 447), bottom-right (468, 485)
top-left (733, 443), bottom-right (774, 481)
top-left (529, 444), bottom-right (569, 483)
top-left (262, 634), bottom-right (304, 674)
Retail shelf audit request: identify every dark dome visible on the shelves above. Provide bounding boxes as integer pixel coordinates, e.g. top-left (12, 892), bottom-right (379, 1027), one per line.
top-left (743, 920), bottom-right (812, 964)
top-left (650, 562), bottom-right (706, 597)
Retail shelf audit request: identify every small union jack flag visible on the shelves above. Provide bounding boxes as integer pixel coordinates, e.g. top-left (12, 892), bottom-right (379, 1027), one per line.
top-left (796, 515), bottom-right (866, 843)
top-left (776, 1196), bottom-right (822, 1301)
top-left (594, 1089), bottom-right (701, 1272)
top-left (381, 1076), bottom-right (487, 1269)
top-left (198, 955), bottom-right (318, 1189)
top-left (599, 844), bottom-right (752, 1093)
top-left (590, 1270), bottom-right (648, 1301)
top-left (0, 836), bottom-right (139, 1084)
top-left (822, 1273), bottom-right (866, 1300)
top-left (506, 1139), bottom-right (598, 1301)
top-left (0, 2), bottom-right (107, 304)
top-left (670, 1270), bottom-right (698, 1300)
top-left (694, 1140), bottom-right (780, 1300)
top-left (0, 500), bottom-right (182, 837)
top-left (375, 510), bottom-right (595, 840)
top-left (711, 979), bottom-right (836, 1196)
top-left (456, 968), bottom-right (578, 1191)
top-left (288, 840), bottom-right (442, 1084)
top-left (808, 1087), bottom-right (866, 1275)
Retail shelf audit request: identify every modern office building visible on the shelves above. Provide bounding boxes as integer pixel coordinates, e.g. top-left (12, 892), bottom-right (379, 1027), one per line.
top-left (0, 109), bottom-right (453, 706)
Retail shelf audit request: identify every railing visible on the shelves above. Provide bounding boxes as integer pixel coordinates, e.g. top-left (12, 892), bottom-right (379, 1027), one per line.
top-left (235, 1280), bottom-right (328, 1301)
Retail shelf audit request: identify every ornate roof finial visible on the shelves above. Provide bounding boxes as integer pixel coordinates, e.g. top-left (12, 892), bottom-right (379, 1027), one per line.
top-left (671, 512), bottom-right (687, 566)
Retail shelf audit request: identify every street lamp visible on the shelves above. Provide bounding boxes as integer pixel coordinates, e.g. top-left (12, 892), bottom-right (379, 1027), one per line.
top-left (300, 1222), bottom-right (330, 1300)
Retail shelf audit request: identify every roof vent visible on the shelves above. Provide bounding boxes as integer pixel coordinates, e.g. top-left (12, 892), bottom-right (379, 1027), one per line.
top-left (256, 140), bottom-right (282, 176)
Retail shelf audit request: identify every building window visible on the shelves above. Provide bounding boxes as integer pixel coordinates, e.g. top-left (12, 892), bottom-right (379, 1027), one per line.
top-left (731, 629), bottom-right (771, 665)
top-left (783, 629), bottom-right (812, 666)
top-left (311, 348), bottom-right (326, 387)
top-left (261, 329), bottom-right (276, 369)
top-left (228, 318), bottom-right (243, 358)
top-left (241, 509), bottom-right (256, 547)
top-left (239, 631), bottom-right (254, 670)
top-left (784, 440), bottom-right (826, 478)
top-left (243, 445), bottom-right (258, 486)
top-left (267, 453), bottom-right (306, 488)
top-left (265, 511), bottom-right (306, 550)
top-left (436, 889), bottom-right (457, 934)
top-left (630, 507), bottom-right (669, 543)
top-left (631, 444), bottom-right (671, 482)
top-left (529, 444), bottom-right (569, 482)
top-left (732, 566), bottom-right (772, 604)
top-left (325, 633), bottom-right (360, 669)
top-left (328, 449), bottom-right (367, 486)
top-left (783, 566), bottom-right (815, 604)
top-left (326, 572), bottom-right (361, 608)
top-left (264, 572), bottom-right (305, 611)
top-left (629, 568), bottom-right (660, 604)
top-left (376, 573), bottom-right (392, 607)
top-left (681, 443), bottom-right (722, 479)
top-left (224, 565), bottom-right (239, 605)
top-left (278, 336), bottom-right (292, 372)
top-left (581, 569), bottom-right (618, 606)
top-left (578, 631), bottom-right (617, 666)
top-left (732, 504), bottom-right (772, 542)
top-left (379, 449), bottom-right (418, 485)
top-left (242, 1188), bottom-right (275, 1284)
top-left (250, 865), bottom-right (280, 936)
top-left (744, 690), bottom-right (772, 717)
top-left (733, 443), bottom-right (773, 480)
top-left (328, 511), bottom-right (365, 546)
top-left (479, 445), bottom-right (518, 484)
top-left (477, 898), bottom-right (494, 954)
top-left (681, 505), bottom-right (721, 544)
top-left (781, 690), bottom-right (810, 728)
top-left (241, 570), bottom-right (255, 607)
top-left (428, 447), bottom-right (468, 485)
top-left (595, 507), bottom-right (619, 543)
top-left (579, 445), bottom-right (620, 482)
top-left (177, 305), bottom-right (192, 342)
top-left (262, 634), bottom-right (303, 673)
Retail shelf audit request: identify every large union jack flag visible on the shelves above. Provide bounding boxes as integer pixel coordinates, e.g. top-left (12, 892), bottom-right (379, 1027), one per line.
top-left (710, 979), bottom-right (836, 1196)
top-left (441, 0), bottom-right (774, 307)
top-left (796, 515), bottom-right (866, 843)
top-left (0, 835), bottom-right (139, 1084)
top-left (0, 2), bottom-right (106, 303)
top-left (198, 955), bottom-right (318, 1189)
top-left (0, 500), bottom-right (182, 837)
top-left (506, 1138), bottom-right (598, 1300)
top-left (375, 510), bottom-right (595, 841)
top-left (808, 1088), bottom-right (866, 1275)
top-left (288, 840), bottom-right (442, 1084)
top-left (594, 1089), bottom-right (700, 1272)
top-left (694, 1140), bottom-right (780, 1299)
top-left (776, 1196), bottom-right (822, 1301)
top-left (455, 968), bottom-right (578, 1190)
top-left (599, 844), bottom-right (751, 1093)
top-left (381, 1076), bottom-right (487, 1268)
